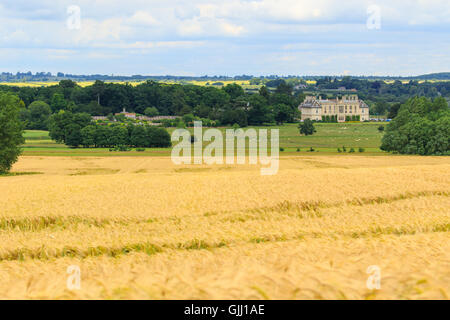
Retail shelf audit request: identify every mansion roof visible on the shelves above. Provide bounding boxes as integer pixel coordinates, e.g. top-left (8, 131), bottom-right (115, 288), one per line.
top-left (299, 95), bottom-right (369, 109)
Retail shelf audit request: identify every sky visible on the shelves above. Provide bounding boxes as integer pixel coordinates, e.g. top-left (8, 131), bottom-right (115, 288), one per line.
top-left (0, 0), bottom-right (449, 77)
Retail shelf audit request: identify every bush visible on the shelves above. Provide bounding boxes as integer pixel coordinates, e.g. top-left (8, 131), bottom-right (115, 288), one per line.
top-left (136, 148), bottom-right (146, 152)
top-left (309, 147), bottom-right (315, 152)
top-left (280, 147), bottom-right (285, 152)
top-left (296, 148), bottom-right (300, 152)
top-left (337, 148), bottom-right (342, 153)
top-left (116, 145), bottom-right (131, 152)
top-left (109, 145), bottom-right (131, 152)
top-left (342, 146), bottom-right (347, 152)
top-left (358, 147), bottom-right (365, 153)
top-left (349, 148), bottom-right (355, 153)
top-left (161, 119), bottom-right (174, 127)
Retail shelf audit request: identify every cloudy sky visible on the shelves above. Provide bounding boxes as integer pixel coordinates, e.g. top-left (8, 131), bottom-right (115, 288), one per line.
top-left (0, 0), bottom-right (449, 76)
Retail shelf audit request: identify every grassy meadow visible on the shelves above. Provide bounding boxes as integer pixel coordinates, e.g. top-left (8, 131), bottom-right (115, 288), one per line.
top-left (1, 155), bottom-right (449, 299)
top-left (22, 123), bottom-right (385, 156)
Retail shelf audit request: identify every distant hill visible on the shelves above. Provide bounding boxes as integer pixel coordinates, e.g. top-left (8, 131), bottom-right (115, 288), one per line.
top-left (412, 73), bottom-right (450, 80)
top-left (1, 71), bottom-right (449, 83)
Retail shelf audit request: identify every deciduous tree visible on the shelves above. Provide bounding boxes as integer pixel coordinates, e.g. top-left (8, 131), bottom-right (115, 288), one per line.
top-left (299, 119), bottom-right (316, 136)
top-left (0, 93), bottom-right (25, 173)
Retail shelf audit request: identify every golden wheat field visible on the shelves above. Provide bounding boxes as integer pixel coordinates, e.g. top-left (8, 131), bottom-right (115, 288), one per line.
top-left (0, 155), bottom-right (449, 300)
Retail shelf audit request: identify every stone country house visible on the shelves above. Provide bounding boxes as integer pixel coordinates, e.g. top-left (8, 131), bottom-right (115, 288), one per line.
top-left (298, 94), bottom-right (370, 122)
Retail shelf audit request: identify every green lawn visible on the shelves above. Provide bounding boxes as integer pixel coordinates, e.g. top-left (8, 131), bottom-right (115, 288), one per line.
top-left (22, 123), bottom-right (386, 156)
top-left (277, 122), bottom-right (383, 153)
top-left (23, 130), bottom-right (52, 140)
top-left (170, 123), bottom-right (384, 154)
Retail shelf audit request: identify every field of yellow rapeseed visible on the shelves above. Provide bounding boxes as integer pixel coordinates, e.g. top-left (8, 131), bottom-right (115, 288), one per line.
top-left (0, 155), bottom-right (448, 299)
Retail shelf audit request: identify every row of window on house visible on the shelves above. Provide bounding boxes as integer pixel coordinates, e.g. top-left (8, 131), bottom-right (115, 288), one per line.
top-left (315, 105), bottom-right (365, 114)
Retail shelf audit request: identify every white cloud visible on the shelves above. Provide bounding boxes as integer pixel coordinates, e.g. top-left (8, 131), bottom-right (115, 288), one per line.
top-left (177, 18), bottom-right (206, 36)
top-left (45, 49), bottom-right (76, 60)
top-left (176, 16), bottom-right (244, 37)
top-left (68, 18), bottom-right (130, 45)
top-left (128, 11), bottom-right (160, 27)
top-left (220, 22), bottom-right (244, 36)
top-left (3, 30), bottom-right (31, 42)
top-left (0, 0), bottom-right (448, 75)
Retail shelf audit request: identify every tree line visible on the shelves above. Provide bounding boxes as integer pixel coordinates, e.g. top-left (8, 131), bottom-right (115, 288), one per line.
top-left (1, 80), bottom-right (304, 130)
top-left (48, 111), bottom-right (171, 149)
top-left (6, 77), bottom-right (449, 130)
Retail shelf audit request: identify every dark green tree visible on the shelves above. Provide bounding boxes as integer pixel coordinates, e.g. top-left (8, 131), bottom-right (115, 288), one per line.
top-left (144, 107), bottom-right (159, 117)
top-left (182, 113), bottom-right (196, 126)
top-left (95, 125), bottom-right (110, 147)
top-left (50, 93), bottom-right (67, 112)
top-left (259, 86), bottom-right (270, 100)
top-left (388, 103), bottom-right (402, 119)
top-left (22, 101), bottom-right (52, 130)
top-left (80, 125), bottom-right (97, 147)
top-left (381, 97), bottom-right (450, 155)
top-left (146, 127), bottom-right (172, 148)
top-left (221, 108), bottom-right (248, 127)
top-left (48, 111), bottom-right (92, 144)
top-left (0, 93), bottom-right (25, 174)
top-left (274, 103), bottom-right (293, 124)
top-left (109, 125), bottom-right (129, 147)
top-left (129, 125), bottom-right (148, 147)
top-left (222, 84), bottom-right (245, 100)
top-left (275, 81), bottom-right (293, 96)
top-left (247, 95), bottom-right (274, 125)
top-left (299, 119), bottom-right (316, 136)
top-left (65, 123), bottom-right (83, 148)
